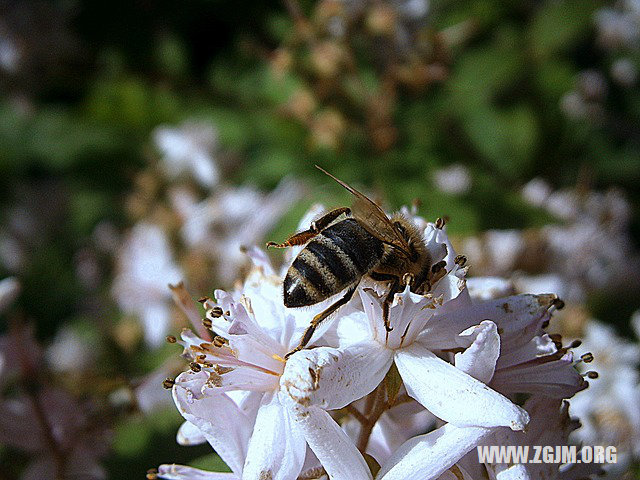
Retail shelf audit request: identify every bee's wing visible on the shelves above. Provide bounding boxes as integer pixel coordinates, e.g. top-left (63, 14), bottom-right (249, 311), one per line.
top-left (316, 166), bottom-right (411, 256)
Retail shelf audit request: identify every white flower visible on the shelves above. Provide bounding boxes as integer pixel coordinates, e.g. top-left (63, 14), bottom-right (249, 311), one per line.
top-left (112, 223), bottom-right (183, 346)
top-left (432, 164), bottom-right (471, 195)
top-left (278, 224), bottom-right (529, 480)
top-left (160, 265), bottom-right (364, 480)
top-left (569, 317), bottom-right (640, 467)
top-left (170, 178), bottom-right (302, 283)
top-left (153, 121), bottom-right (220, 189)
top-left (0, 277), bottom-right (19, 313)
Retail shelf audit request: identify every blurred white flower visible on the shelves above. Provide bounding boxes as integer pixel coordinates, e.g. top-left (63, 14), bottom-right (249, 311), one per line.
top-left (432, 164), bottom-right (471, 195)
top-left (521, 178), bottom-right (551, 208)
top-left (0, 277), bottom-right (20, 313)
top-left (45, 325), bottom-right (93, 373)
top-left (112, 223), bottom-right (183, 346)
top-left (171, 178), bottom-right (302, 282)
top-left (570, 317), bottom-right (640, 469)
top-left (611, 58), bottom-right (638, 87)
top-left (153, 121), bottom-right (220, 189)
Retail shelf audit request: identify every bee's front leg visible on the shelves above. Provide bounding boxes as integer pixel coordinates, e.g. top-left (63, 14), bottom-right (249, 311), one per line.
top-left (370, 271), bottom-right (401, 333)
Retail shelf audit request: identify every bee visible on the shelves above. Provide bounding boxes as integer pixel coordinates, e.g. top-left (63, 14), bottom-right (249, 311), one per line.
top-left (268, 166), bottom-right (446, 357)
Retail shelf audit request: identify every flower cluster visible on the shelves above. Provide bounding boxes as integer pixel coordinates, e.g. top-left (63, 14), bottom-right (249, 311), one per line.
top-left (109, 121), bottom-right (302, 347)
top-left (463, 179), bottom-right (640, 303)
top-left (153, 210), bottom-right (594, 480)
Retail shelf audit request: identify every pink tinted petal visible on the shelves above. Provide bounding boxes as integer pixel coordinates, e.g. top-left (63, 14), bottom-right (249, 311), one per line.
top-left (158, 464), bottom-right (238, 480)
top-left (173, 372), bottom-right (253, 475)
top-left (177, 421), bottom-right (207, 446)
top-left (377, 424), bottom-right (492, 480)
top-left (242, 393), bottom-right (305, 480)
top-left (285, 402), bottom-right (372, 480)
top-left (490, 352), bottom-right (587, 399)
top-left (395, 343), bottom-right (529, 430)
top-left (427, 294), bottom-right (555, 351)
top-left (281, 344), bottom-right (393, 410)
top-left (454, 321), bottom-right (500, 384)
top-left (169, 282), bottom-right (210, 339)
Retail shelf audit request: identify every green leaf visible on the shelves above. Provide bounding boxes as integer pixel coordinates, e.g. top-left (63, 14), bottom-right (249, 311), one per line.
top-left (385, 362), bottom-right (403, 406)
top-left (529, 0), bottom-right (600, 59)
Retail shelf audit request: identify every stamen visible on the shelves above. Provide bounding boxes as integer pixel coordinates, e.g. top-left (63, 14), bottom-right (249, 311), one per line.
top-left (272, 353), bottom-right (286, 363)
top-left (190, 362), bottom-right (202, 372)
top-left (581, 352), bottom-right (594, 363)
top-left (435, 217), bottom-right (447, 229)
top-left (569, 339), bottom-right (582, 348)
top-left (202, 318), bottom-right (213, 329)
top-left (454, 255), bottom-right (467, 267)
top-left (210, 306), bottom-right (223, 317)
top-left (165, 335), bottom-right (177, 344)
top-left (162, 378), bottom-right (175, 389)
top-left (585, 371), bottom-right (599, 379)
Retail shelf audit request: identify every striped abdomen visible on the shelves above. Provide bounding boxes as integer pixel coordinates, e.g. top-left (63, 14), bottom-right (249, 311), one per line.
top-left (284, 218), bottom-right (384, 307)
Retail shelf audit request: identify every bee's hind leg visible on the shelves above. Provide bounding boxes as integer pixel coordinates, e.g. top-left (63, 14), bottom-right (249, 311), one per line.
top-left (267, 207), bottom-right (350, 248)
top-left (285, 285), bottom-right (357, 359)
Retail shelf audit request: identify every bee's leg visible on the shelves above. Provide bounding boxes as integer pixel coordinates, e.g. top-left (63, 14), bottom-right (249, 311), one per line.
top-left (267, 207), bottom-right (350, 248)
top-left (285, 285), bottom-right (357, 359)
top-left (369, 272), bottom-right (400, 332)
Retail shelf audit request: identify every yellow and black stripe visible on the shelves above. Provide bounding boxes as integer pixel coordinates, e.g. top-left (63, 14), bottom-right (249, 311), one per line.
top-left (284, 218), bottom-right (384, 308)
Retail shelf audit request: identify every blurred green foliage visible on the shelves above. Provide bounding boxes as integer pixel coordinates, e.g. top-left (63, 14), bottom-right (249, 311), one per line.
top-left (0, 0), bottom-right (639, 477)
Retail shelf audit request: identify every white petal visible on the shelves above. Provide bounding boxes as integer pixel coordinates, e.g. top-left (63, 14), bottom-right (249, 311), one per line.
top-left (488, 464), bottom-right (529, 480)
top-left (280, 343), bottom-right (393, 410)
top-left (242, 392), bottom-right (305, 480)
top-left (455, 321), bottom-right (500, 384)
top-left (158, 464), bottom-right (238, 480)
top-left (173, 372), bottom-right (253, 475)
top-left (284, 402), bottom-right (372, 480)
top-left (177, 421), bottom-right (207, 446)
top-left (377, 423), bottom-right (492, 480)
top-left (395, 343), bottom-right (529, 430)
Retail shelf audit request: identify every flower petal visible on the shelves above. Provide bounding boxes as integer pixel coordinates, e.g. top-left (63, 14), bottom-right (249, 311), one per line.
top-left (173, 372), bottom-right (253, 475)
top-left (455, 321), bottom-right (500, 384)
top-left (242, 392), bottom-right (306, 480)
top-left (377, 423), bottom-right (492, 480)
top-left (280, 343), bottom-right (393, 410)
top-left (177, 421), bottom-right (207, 446)
top-left (284, 402), bottom-right (372, 480)
top-left (395, 342), bottom-right (529, 430)
top-left (158, 464), bottom-right (238, 480)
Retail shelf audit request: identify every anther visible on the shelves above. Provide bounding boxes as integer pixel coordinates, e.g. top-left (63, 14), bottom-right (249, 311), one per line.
top-left (581, 352), bottom-right (594, 363)
top-left (210, 306), bottom-right (223, 317)
top-left (166, 335), bottom-right (177, 344)
top-left (190, 362), bottom-right (202, 372)
top-left (454, 255), bottom-right (467, 267)
top-left (431, 260), bottom-right (446, 273)
top-left (197, 297), bottom-right (209, 304)
top-left (541, 320), bottom-right (550, 329)
top-left (569, 339), bottom-right (582, 348)
top-left (162, 378), bottom-right (175, 389)
top-left (435, 217), bottom-right (446, 229)
top-left (552, 298), bottom-right (565, 310)
top-left (202, 318), bottom-right (213, 329)
top-left (213, 336), bottom-right (228, 347)
top-left (147, 468), bottom-right (158, 480)
top-left (586, 371), bottom-right (598, 379)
